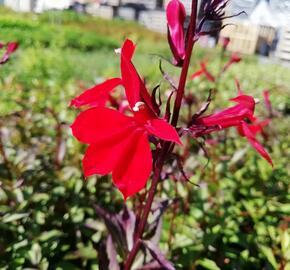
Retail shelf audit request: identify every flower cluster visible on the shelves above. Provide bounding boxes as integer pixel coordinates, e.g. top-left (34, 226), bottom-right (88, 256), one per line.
top-left (71, 0), bottom-right (273, 202)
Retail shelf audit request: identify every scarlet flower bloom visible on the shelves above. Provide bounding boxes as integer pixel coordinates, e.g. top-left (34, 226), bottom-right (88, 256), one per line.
top-left (166, 0), bottom-right (186, 66)
top-left (71, 39), bottom-right (181, 199)
top-left (191, 60), bottom-right (215, 82)
top-left (222, 52), bottom-right (241, 73)
top-left (190, 95), bottom-right (273, 165)
top-left (0, 42), bottom-right (18, 65)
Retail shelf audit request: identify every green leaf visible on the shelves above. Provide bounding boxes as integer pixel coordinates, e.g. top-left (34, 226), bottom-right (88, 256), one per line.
top-left (196, 259), bottom-right (221, 270)
top-left (285, 262), bottom-right (290, 270)
top-left (28, 243), bottom-right (42, 265)
top-left (77, 243), bottom-right (97, 259)
top-left (259, 245), bottom-right (278, 269)
top-left (281, 230), bottom-right (290, 259)
top-left (2, 213), bottom-right (29, 223)
top-left (38, 230), bottom-right (63, 242)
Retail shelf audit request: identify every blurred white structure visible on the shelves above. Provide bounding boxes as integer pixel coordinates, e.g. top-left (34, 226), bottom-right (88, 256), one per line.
top-left (229, 0), bottom-right (290, 28)
top-left (249, 0), bottom-right (279, 27)
top-left (139, 10), bottom-right (167, 32)
top-left (35, 0), bottom-right (72, 13)
top-left (3, 0), bottom-right (73, 12)
top-left (3, 0), bottom-right (37, 12)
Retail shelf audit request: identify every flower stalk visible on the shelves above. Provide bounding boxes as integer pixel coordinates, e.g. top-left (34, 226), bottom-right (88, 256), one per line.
top-left (124, 1), bottom-right (198, 268)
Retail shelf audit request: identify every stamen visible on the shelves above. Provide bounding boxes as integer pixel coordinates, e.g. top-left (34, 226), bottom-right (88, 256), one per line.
top-left (114, 48), bottom-right (121, 54)
top-left (132, 102), bottom-right (145, 112)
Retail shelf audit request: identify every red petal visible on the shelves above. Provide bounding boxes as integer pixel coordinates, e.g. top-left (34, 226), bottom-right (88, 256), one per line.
top-left (240, 119), bottom-right (270, 137)
top-left (190, 69), bottom-right (204, 80)
top-left (201, 62), bottom-right (215, 82)
top-left (82, 127), bottom-right (134, 176)
top-left (71, 107), bottom-right (134, 144)
top-left (199, 94), bottom-right (256, 128)
top-left (7, 42), bottom-right (18, 54)
top-left (121, 39), bottom-right (136, 61)
top-left (145, 119), bottom-right (182, 145)
top-left (166, 0), bottom-right (186, 62)
top-left (112, 131), bottom-right (152, 199)
top-left (241, 122), bottom-right (273, 166)
top-left (121, 50), bottom-right (142, 109)
top-left (121, 40), bottom-right (157, 116)
top-left (230, 95), bottom-right (255, 110)
top-left (222, 53), bottom-right (241, 72)
top-left (70, 78), bottom-right (122, 108)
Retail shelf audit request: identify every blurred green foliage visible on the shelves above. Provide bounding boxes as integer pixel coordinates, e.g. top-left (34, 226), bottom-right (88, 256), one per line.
top-left (0, 8), bottom-right (289, 270)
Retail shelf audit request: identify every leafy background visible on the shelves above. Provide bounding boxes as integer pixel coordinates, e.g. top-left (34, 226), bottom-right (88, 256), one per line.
top-left (0, 7), bottom-right (289, 270)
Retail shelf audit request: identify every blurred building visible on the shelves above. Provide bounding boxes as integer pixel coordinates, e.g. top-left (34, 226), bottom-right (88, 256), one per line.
top-left (221, 0), bottom-right (290, 60)
top-left (228, 0), bottom-right (290, 27)
top-left (2, 0), bottom-right (95, 12)
top-left (93, 0), bottom-right (199, 32)
top-left (3, 0), bottom-right (38, 12)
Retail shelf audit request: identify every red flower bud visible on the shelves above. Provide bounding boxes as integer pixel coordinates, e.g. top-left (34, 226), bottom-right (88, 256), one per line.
top-left (166, 0), bottom-right (186, 66)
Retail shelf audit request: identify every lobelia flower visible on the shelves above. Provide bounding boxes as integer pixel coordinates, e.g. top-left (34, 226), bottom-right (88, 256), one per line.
top-left (189, 94), bottom-right (273, 165)
top-left (221, 52), bottom-right (241, 73)
top-left (166, 0), bottom-right (186, 66)
top-left (191, 60), bottom-right (215, 82)
top-left (71, 39), bottom-right (181, 199)
top-left (0, 42), bottom-right (18, 65)
top-left (235, 81), bottom-right (271, 139)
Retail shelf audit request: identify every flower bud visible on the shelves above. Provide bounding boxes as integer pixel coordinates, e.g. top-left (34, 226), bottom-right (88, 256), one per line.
top-left (166, 0), bottom-right (186, 66)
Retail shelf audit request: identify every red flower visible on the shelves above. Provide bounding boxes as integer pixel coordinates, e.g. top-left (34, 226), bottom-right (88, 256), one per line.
top-left (191, 60), bottom-right (215, 82)
top-left (222, 52), bottom-right (241, 73)
top-left (190, 95), bottom-right (272, 165)
top-left (166, 0), bottom-right (186, 66)
top-left (71, 39), bottom-right (181, 199)
top-left (0, 42), bottom-right (18, 65)
top-left (196, 95), bottom-right (255, 128)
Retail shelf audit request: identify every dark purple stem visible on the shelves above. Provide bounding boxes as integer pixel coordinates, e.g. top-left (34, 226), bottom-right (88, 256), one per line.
top-left (124, 163), bottom-right (163, 270)
top-left (124, 1), bottom-right (198, 268)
